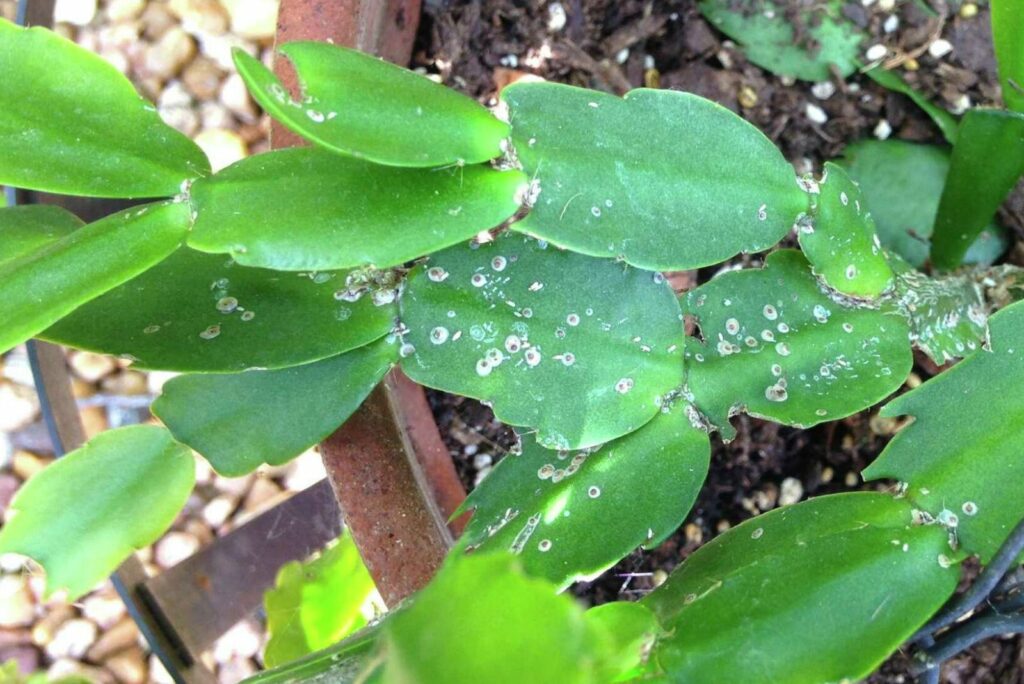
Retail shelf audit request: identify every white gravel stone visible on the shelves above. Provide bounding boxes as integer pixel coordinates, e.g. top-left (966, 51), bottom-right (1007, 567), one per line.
top-left (779, 477), bottom-right (804, 506)
top-left (805, 103), bottom-right (828, 124)
top-left (46, 618), bottom-right (98, 660)
top-left (929, 38), bottom-right (953, 59)
top-left (865, 43), bottom-right (888, 62)
top-left (811, 81), bottom-right (835, 100)
top-left (0, 575), bottom-right (35, 627)
top-left (874, 119), bottom-right (893, 140)
top-left (154, 531), bottom-right (201, 569)
top-left (54, 0), bottom-right (97, 26)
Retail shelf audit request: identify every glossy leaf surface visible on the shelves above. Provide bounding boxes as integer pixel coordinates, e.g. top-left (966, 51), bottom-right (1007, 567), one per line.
top-left (866, 67), bottom-right (959, 144)
top-left (0, 204), bottom-right (82, 268)
top-left (0, 20), bottom-right (208, 197)
top-left (799, 163), bottom-right (893, 298)
top-left (154, 340), bottom-right (395, 476)
top-left (992, 0), bottom-right (1024, 114)
top-left (503, 82), bottom-right (806, 271)
top-left (0, 201), bottom-right (189, 354)
top-left (44, 247), bottom-right (396, 372)
top-left (840, 140), bottom-right (1007, 268)
top-left (698, 0), bottom-right (863, 81)
top-left (233, 43), bottom-right (508, 167)
top-left (457, 408), bottom-right (709, 588)
top-left (932, 108), bottom-right (1024, 269)
top-left (864, 301), bottom-right (1024, 562)
top-left (683, 250), bottom-right (912, 439)
top-left (0, 426), bottom-right (194, 600)
top-left (644, 493), bottom-right (958, 683)
top-left (400, 233), bottom-right (684, 450)
top-left (188, 147), bottom-right (526, 271)
top-left (263, 531), bottom-right (377, 669)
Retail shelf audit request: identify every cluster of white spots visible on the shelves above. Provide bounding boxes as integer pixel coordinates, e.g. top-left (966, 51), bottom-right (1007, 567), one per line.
top-left (717, 337), bottom-right (741, 356)
top-left (813, 305), bottom-right (831, 323)
top-left (372, 288), bottom-right (397, 307)
top-left (751, 527), bottom-right (765, 540)
top-left (757, 204), bottom-right (768, 221)
top-left (491, 256), bottom-right (507, 272)
top-left (587, 485), bottom-right (601, 498)
top-left (763, 304), bottom-right (778, 320)
top-left (615, 377), bottom-right (634, 394)
top-left (430, 326), bottom-right (450, 344)
top-left (566, 313), bottom-right (580, 326)
top-left (427, 266), bottom-right (449, 282)
top-left (962, 501), bottom-right (978, 516)
top-left (765, 379), bottom-right (788, 402)
top-left (199, 324), bottom-right (221, 340)
top-left (510, 513), bottom-right (542, 555)
top-left (471, 273), bottom-right (487, 287)
top-left (335, 288), bottom-right (362, 302)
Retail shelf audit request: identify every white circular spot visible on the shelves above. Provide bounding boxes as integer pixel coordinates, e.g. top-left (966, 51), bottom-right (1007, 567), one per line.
top-left (566, 313), bottom-right (580, 326)
top-left (199, 325), bottom-right (221, 340)
top-left (427, 266), bottom-right (449, 282)
top-left (430, 326), bottom-right (449, 344)
top-left (476, 358), bottom-right (493, 376)
top-left (491, 256), bottom-right (507, 271)
top-left (588, 486), bottom-right (601, 498)
top-left (216, 296), bottom-right (238, 314)
top-left (763, 305), bottom-right (778, 320)
top-left (505, 334), bottom-right (522, 353)
top-left (615, 378), bottom-right (634, 394)
top-left (524, 348), bottom-right (542, 367)
top-left (471, 273), bottom-right (487, 287)
top-left (538, 539), bottom-right (552, 552)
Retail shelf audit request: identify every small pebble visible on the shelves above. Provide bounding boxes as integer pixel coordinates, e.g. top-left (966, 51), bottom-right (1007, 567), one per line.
top-left (883, 15), bottom-right (899, 33)
top-left (779, 477), bottom-right (804, 506)
top-left (811, 81), bottom-right (835, 100)
top-left (738, 85), bottom-right (758, 108)
top-left (960, 2), bottom-right (978, 18)
top-left (865, 44), bottom-right (888, 62)
top-left (874, 119), bottom-right (893, 140)
top-left (547, 2), bottom-right (567, 32)
top-left (805, 103), bottom-right (828, 124)
top-left (929, 39), bottom-right (953, 59)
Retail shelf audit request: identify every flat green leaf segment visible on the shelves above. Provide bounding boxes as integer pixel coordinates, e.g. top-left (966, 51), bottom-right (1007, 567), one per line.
top-left (0, 20), bottom-right (208, 197)
top-left (840, 140), bottom-right (1007, 269)
top-left (0, 201), bottom-right (189, 355)
top-left (584, 603), bottom-right (663, 683)
top-left (865, 67), bottom-right (959, 144)
top-left (698, 0), bottom-right (864, 81)
top-left (154, 340), bottom-right (396, 476)
top-left (502, 82), bottom-right (807, 271)
top-left (456, 408), bottom-right (709, 588)
top-left (683, 250), bottom-right (912, 439)
top-left (374, 554), bottom-right (654, 684)
top-left (44, 247), bottom-right (396, 372)
top-left (263, 532), bottom-right (376, 669)
top-left (799, 163), bottom-right (893, 298)
top-left (992, 0), bottom-right (1024, 114)
top-left (233, 43), bottom-right (509, 167)
top-left (932, 108), bottom-right (1024, 270)
top-left (643, 493), bottom-right (958, 683)
top-left (864, 301), bottom-right (1024, 562)
top-left (0, 204), bottom-right (83, 268)
top-left (887, 260), bottom-right (989, 364)
top-left (399, 233), bottom-right (685, 450)
top-left (188, 147), bottom-right (525, 272)
top-left (0, 425), bottom-right (194, 600)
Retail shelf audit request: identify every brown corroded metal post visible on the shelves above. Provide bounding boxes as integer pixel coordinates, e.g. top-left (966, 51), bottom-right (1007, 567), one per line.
top-left (273, 0), bottom-right (468, 607)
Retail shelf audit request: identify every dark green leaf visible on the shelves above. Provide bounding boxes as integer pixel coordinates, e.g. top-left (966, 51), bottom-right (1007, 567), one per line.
top-left (643, 493), bottom-right (959, 683)
top-left (0, 426), bottom-right (194, 600)
top-left (683, 250), bottom-right (912, 439)
top-left (503, 82), bottom-right (807, 271)
top-left (992, 0), bottom-right (1024, 114)
top-left (153, 340), bottom-right (396, 476)
top-left (263, 531), bottom-right (377, 669)
top-left (840, 140), bottom-right (1008, 268)
top-left (864, 300), bottom-right (1024, 561)
top-left (44, 247), bottom-right (396, 372)
top-left (0, 20), bottom-right (208, 197)
top-left (457, 407), bottom-right (709, 588)
top-left (0, 204), bottom-right (83, 268)
top-left (865, 67), bottom-right (959, 144)
top-left (399, 233), bottom-right (684, 450)
top-left (799, 163), bottom-right (893, 298)
top-left (187, 147), bottom-right (525, 271)
top-left (233, 43), bottom-right (509, 167)
top-left (0, 201), bottom-right (189, 355)
top-left (931, 108), bottom-right (1024, 270)
top-left (698, 0), bottom-right (864, 81)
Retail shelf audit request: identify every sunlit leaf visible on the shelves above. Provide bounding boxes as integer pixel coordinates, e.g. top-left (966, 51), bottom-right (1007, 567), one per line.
top-left (0, 204), bottom-right (83, 268)
top-left (0, 19), bottom-right (208, 197)
top-left (503, 82), bottom-right (807, 271)
top-left (187, 147), bottom-right (525, 272)
top-left (457, 407), bottom-right (709, 588)
top-left (0, 426), bottom-right (194, 600)
top-left (400, 233), bottom-right (684, 450)
top-left (683, 250), bottom-right (912, 439)
top-left (154, 339), bottom-right (396, 476)
top-left (864, 300), bottom-right (1024, 562)
top-left (263, 531), bottom-right (377, 669)
top-left (233, 43), bottom-right (509, 167)
top-left (44, 247), bottom-right (396, 372)
top-left (643, 493), bottom-right (958, 683)
top-left (0, 201), bottom-right (189, 355)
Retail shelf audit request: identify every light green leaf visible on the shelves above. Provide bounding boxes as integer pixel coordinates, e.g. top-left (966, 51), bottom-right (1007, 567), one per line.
top-left (0, 425), bottom-right (194, 600)
top-left (263, 531), bottom-right (377, 669)
top-left (0, 20), bottom-right (208, 197)
top-left (187, 147), bottom-right (525, 271)
top-left (840, 140), bottom-right (1008, 268)
top-left (503, 82), bottom-right (806, 271)
top-left (866, 67), bottom-right (959, 144)
top-left (864, 300), bottom-right (1024, 562)
top-left (233, 43), bottom-right (509, 167)
top-left (584, 603), bottom-right (663, 683)
top-left (698, 0), bottom-right (864, 81)
top-left (153, 340), bottom-right (396, 476)
top-left (683, 250), bottom-right (912, 439)
top-left (399, 233), bottom-right (684, 450)
top-left (0, 201), bottom-right (189, 355)
top-left (0, 204), bottom-right (83, 268)
top-left (44, 248), bottom-right (396, 372)
top-left (992, 0), bottom-right (1024, 114)
top-left (457, 407), bottom-right (709, 588)
top-left (932, 108), bottom-right (1024, 270)
top-left (799, 163), bottom-right (893, 298)
top-left (643, 492), bottom-right (959, 683)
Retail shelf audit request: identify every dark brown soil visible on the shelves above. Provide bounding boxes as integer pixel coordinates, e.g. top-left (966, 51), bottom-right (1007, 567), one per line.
top-left (415, 1), bottom-right (1023, 681)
